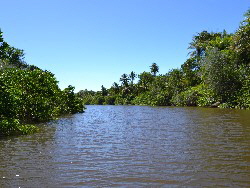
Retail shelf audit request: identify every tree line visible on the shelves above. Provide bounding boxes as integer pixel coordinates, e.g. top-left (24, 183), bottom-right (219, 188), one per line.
top-left (77, 10), bottom-right (250, 109)
top-left (0, 30), bottom-right (85, 136)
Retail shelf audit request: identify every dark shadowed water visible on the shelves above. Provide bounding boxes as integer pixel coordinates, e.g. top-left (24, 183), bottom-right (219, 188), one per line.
top-left (1, 105), bottom-right (250, 187)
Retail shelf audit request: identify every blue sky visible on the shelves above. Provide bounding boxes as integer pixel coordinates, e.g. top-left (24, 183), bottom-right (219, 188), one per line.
top-left (0, 0), bottom-right (249, 91)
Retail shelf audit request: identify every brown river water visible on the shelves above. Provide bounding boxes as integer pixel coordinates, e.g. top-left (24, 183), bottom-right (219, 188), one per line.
top-left (0, 105), bottom-right (250, 187)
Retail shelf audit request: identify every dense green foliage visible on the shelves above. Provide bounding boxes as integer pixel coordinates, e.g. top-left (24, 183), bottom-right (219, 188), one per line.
top-left (0, 118), bottom-right (39, 137)
top-left (0, 29), bottom-right (85, 137)
top-left (78, 10), bottom-right (250, 109)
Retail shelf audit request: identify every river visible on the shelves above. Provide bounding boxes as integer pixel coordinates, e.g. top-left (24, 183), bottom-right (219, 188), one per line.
top-left (1, 105), bottom-right (250, 187)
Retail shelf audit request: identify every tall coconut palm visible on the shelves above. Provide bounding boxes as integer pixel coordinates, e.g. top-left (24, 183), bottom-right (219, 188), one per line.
top-left (129, 71), bottom-right (137, 85)
top-left (119, 73), bottom-right (130, 86)
top-left (150, 63), bottom-right (159, 76)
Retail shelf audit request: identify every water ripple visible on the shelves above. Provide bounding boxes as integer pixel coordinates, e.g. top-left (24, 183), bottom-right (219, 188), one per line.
top-left (1, 106), bottom-right (250, 187)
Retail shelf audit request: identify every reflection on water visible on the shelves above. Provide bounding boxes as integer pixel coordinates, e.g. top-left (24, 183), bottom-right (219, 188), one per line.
top-left (1, 106), bottom-right (250, 187)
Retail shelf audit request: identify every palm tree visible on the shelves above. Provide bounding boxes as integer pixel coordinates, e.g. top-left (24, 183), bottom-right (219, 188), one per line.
top-left (150, 63), bottom-right (159, 76)
top-left (120, 73), bottom-right (130, 86)
top-left (113, 82), bottom-right (119, 89)
top-left (129, 71), bottom-right (136, 85)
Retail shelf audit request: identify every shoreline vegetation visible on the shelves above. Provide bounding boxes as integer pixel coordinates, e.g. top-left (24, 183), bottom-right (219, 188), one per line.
top-left (78, 10), bottom-right (250, 110)
top-left (0, 31), bottom-right (85, 137)
top-left (1, 10), bottom-right (249, 137)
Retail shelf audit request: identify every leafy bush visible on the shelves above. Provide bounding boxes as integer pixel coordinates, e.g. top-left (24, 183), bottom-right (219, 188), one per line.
top-left (201, 48), bottom-right (241, 103)
top-left (0, 68), bottom-right (63, 122)
top-left (171, 88), bottom-right (199, 106)
top-left (195, 85), bottom-right (216, 107)
top-left (0, 118), bottom-right (38, 136)
top-left (114, 96), bottom-right (124, 105)
top-left (171, 84), bottom-right (216, 107)
top-left (235, 75), bottom-right (250, 109)
top-left (82, 95), bottom-right (94, 105)
top-left (104, 96), bottom-right (116, 105)
top-left (132, 91), bottom-right (170, 106)
top-left (61, 85), bottom-right (85, 114)
top-left (0, 68), bottom-right (85, 136)
top-left (91, 95), bottom-right (105, 105)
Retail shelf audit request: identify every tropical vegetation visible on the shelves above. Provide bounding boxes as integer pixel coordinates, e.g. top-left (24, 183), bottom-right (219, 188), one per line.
top-left (0, 29), bottom-right (85, 137)
top-left (78, 10), bottom-right (250, 109)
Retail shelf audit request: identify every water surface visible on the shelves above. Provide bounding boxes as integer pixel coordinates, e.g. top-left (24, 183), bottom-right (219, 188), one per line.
top-left (1, 105), bottom-right (250, 187)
